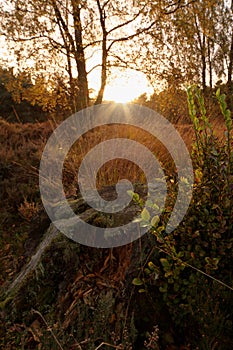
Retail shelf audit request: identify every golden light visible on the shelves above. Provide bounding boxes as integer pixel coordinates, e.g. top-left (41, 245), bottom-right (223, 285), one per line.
top-left (104, 70), bottom-right (153, 103)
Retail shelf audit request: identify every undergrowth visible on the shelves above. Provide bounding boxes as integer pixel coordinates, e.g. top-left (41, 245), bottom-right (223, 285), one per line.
top-left (132, 87), bottom-right (233, 349)
top-left (0, 90), bottom-right (233, 349)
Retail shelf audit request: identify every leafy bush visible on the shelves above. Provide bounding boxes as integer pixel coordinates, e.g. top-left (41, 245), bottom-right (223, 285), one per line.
top-left (133, 87), bottom-right (233, 349)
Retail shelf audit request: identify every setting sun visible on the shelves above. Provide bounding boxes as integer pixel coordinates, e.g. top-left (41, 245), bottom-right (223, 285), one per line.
top-left (88, 66), bottom-right (153, 104)
top-left (105, 83), bottom-right (138, 103)
top-left (103, 70), bottom-right (153, 103)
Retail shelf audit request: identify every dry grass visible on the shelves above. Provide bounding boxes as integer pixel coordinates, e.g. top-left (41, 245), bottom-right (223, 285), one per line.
top-left (0, 114), bottom-right (228, 213)
top-left (63, 123), bottom-right (176, 195)
top-left (0, 113), bottom-right (230, 287)
top-left (0, 113), bottom-right (229, 195)
top-left (0, 118), bottom-right (54, 285)
top-left (0, 109), bottom-right (231, 349)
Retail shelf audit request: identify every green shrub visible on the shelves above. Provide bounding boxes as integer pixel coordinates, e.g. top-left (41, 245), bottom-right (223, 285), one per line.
top-left (133, 87), bottom-right (233, 349)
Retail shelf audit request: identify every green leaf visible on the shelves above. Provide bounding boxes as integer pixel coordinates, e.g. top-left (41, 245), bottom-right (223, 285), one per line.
top-left (160, 258), bottom-right (170, 268)
top-left (156, 226), bottom-right (165, 235)
top-left (165, 271), bottom-right (173, 278)
top-left (159, 283), bottom-right (168, 293)
top-left (148, 261), bottom-right (157, 271)
top-left (151, 215), bottom-right (159, 227)
top-left (132, 278), bottom-right (144, 286)
top-left (144, 268), bottom-right (151, 275)
top-left (180, 176), bottom-right (189, 185)
top-left (141, 208), bottom-right (150, 222)
top-left (152, 203), bottom-right (160, 211)
top-left (127, 190), bottom-right (135, 198)
top-left (145, 199), bottom-right (154, 208)
top-left (127, 190), bottom-right (140, 202)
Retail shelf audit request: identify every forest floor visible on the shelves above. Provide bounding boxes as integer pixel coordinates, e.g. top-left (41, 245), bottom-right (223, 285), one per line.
top-left (0, 114), bottom-right (232, 349)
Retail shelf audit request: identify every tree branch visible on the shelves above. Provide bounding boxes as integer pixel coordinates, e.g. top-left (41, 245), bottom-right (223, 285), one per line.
top-left (164, 0), bottom-right (197, 14)
top-left (83, 39), bottom-right (102, 50)
top-left (102, 0), bottom-right (111, 10)
top-left (107, 20), bottom-right (156, 51)
top-left (108, 6), bottom-right (146, 35)
top-left (108, 54), bottom-right (144, 74)
top-left (10, 34), bottom-right (45, 42)
top-left (87, 63), bottom-right (102, 75)
top-left (51, 0), bottom-right (76, 56)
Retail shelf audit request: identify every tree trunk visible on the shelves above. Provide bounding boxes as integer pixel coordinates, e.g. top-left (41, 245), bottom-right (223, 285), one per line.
top-left (208, 39), bottom-right (212, 90)
top-left (57, 18), bottom-right (77, 113)
top-left (227, 31), bottom-right (233, 87)
top-left (201, 34), bottom-right (207, 92)
top-left (71, 0), bottom-right (89, 110)
top-left (194, 13), bottom-right (207, 93)
top-left (65, 0), bottom-right (77, 113)
top-left (52, 0), bottom-right (89, 111)
top-left (95, 1), bottom-right (107, 105)
top-left (227, 1), bottom-right (233, 109)
top-left (95, 36), bottom-right (107, 105)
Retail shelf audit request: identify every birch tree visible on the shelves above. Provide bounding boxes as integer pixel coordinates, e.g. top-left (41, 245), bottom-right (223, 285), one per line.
top-left (0, 0), bottom-right (157, 111)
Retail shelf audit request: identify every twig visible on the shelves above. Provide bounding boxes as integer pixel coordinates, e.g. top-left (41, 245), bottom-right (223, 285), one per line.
top-left (154, 242), bottom-right (233, 292)
top-left (11, 105), bottom-right (22, 123)
top-left (31, 309), bottom-right (64, 350)
top-left (95, 343), bottom-right (122, 349)
top-left (11, 161), bottom-right (39, 177)
top-left (70, 335), bottom-right (92, 350)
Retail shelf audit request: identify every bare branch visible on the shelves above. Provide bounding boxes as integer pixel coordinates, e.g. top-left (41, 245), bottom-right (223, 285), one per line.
top-left (87, 63), bottom-right (102, 75)
top-left (86, 48), bottom-right (102, 61)
top-left (108, 53), bottom-right (144, 74)
top-left (102, 0), bottom-right (111, 10)
top-left (10, 34), bottom-right (45, 42)
top-left (164, 0), bottom-right (197, 14)
top-left (107, 20), bottom-right (156, 51)
top-left (83, 39), bottom-right (102, 50)
top-left (51, 0), bottom-right (76, 56)
top-left (108, 5), bottom-right (146, 35)
top-left (108, 53), bottom-right (128, 67)
top-left (10, 33), bottom-right (70, 56)
top-left (96, 0), bottom-right (106, 33)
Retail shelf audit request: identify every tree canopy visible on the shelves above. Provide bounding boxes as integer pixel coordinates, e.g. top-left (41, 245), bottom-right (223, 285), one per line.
top-left (0, 0), bottom-right (233, 113)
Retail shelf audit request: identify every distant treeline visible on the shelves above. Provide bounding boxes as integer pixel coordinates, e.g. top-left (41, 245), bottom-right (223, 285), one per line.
top-left (0, 67), bottom-right (232, 124)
